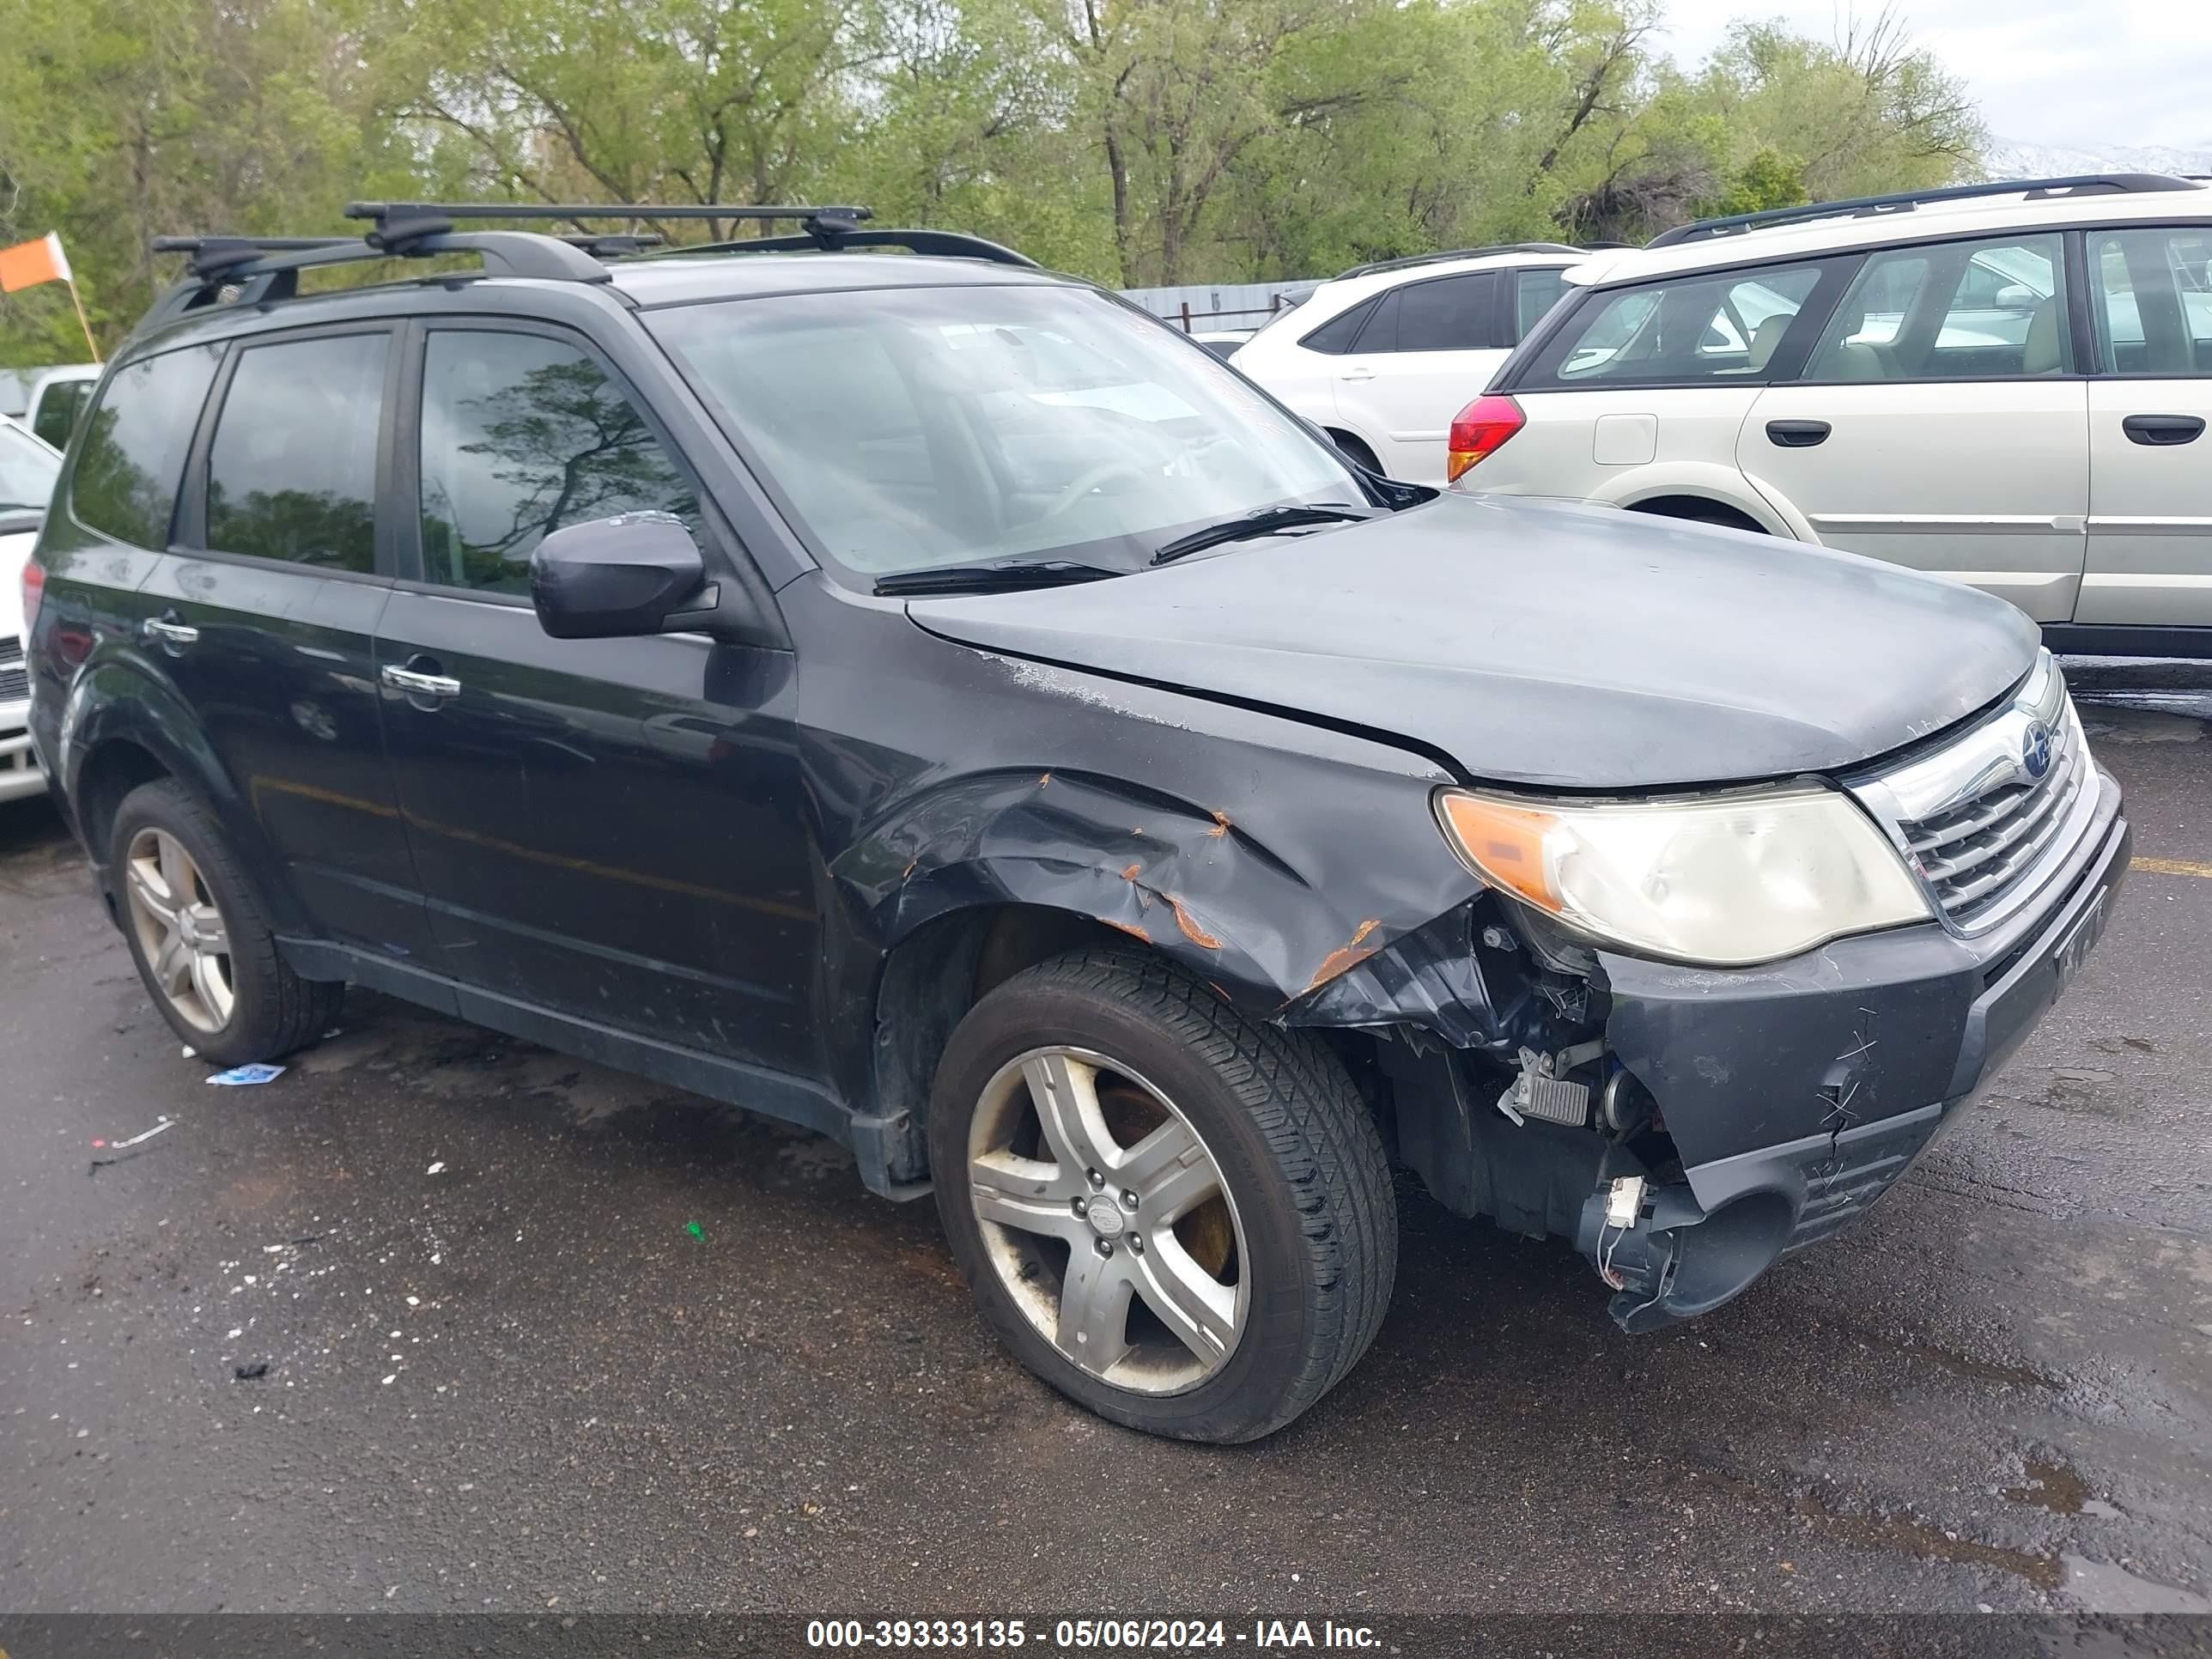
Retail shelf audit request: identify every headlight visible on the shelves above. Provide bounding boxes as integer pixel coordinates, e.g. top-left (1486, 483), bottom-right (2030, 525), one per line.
top-left (1436, 785), bottom-right (1931, 966)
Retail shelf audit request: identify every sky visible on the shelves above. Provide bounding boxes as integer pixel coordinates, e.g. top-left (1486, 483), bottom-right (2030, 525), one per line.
top-left (1654, 0), bottom-right (2212, 155)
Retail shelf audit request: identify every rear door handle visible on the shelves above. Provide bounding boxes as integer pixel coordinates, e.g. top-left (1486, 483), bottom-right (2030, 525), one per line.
top-left (380, 662), bottom-right (462, 701)
top-left (1765, 419), bottom-right (1831, 447)
top-left (2121, 413), bottom-right (2205, 447)
top-left (1338, 366), bottom-right (1376, 383)
top-left (142, 615), bottom-right (198, 651)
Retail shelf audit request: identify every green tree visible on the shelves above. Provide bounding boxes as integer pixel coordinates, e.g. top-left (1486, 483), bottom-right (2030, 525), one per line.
top-left (0, 0), bottom-right (416, 362)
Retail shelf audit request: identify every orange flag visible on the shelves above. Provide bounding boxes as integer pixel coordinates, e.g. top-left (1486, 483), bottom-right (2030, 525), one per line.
top-left (0, 232), bottom-right (72, 293)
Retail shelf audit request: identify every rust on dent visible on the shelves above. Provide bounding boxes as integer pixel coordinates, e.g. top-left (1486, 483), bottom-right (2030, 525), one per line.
top-left (1121, 863), bottom-right (1143, 881)
top-left (1037, 772), bottom-right (1051, 787)
top-left (1208, 811), bottom-right (1233, 838)
top-left (1304, 919), bottom-right (1382, 992)
top-left (1165, 895), bottom-right (1224, 951)
top-left (1101, 918), bottom-right (1152, 943)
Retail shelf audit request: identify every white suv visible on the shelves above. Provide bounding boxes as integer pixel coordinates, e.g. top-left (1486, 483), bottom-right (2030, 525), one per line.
top-left (1449, 175), bottom-right (2212, 655)
top-left (1231, 244), bottom-right (1587, 483)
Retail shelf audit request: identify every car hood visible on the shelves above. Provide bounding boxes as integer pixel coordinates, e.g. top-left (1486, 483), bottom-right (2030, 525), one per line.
top-left (907, 493), bottom-right (2040, 789)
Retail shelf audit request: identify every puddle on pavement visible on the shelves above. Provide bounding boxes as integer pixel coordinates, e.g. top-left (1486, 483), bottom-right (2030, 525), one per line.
top-left (2062, 1555), bottom-right (2212, 1613)
top-left (2006, 1455), bottom-right (2090, 1514)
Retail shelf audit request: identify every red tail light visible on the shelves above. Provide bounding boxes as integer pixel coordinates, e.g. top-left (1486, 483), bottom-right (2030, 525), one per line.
top-left (1447, 394), bottom-right (1524, 483)
top-left (20, 556), bottom-right (43, 634)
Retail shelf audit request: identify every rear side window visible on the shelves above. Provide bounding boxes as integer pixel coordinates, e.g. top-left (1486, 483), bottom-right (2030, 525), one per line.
top-left (1514, 267), bottom-right (1573, 339)
top-left (1298, 299), bottom-right (1374, 355)
top-left (1520, 264), bottom-right (1822, 387)
top-left (2093, 228), bottom-right (2212, 375)
top-left (204, 332), bottom-right (388, 574)
top-left (1805, 234), bottom-right (2069, 381)
top-left (71, 344), bottom-right (222, 549)
top-left (1383, 273), bottom-right (1498, 352)
top-left (32, 380), bottom-right (90, 450)
top-left (416, 331), bottom-right (699, 596)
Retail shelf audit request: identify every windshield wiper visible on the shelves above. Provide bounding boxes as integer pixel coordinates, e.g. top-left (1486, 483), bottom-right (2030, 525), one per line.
top-left (1148, 502), bottom-right (1378, 565)
top-left (874, 558), bottom-right (1125, 597)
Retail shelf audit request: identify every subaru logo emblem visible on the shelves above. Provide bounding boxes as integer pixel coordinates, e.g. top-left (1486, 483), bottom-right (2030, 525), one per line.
top-left (2021, 720), bottom-right (2054, 781)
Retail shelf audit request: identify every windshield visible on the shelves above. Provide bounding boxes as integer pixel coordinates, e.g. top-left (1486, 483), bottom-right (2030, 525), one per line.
top-left (647, 285), bottom-right (1359, 581)
top-left (0, 419), bottom-right (61, 514)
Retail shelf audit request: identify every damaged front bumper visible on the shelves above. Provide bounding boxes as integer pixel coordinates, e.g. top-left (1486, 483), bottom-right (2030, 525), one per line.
top-left (1291, 769), bottom-right (2130, 1334)
top-left (1584, 773), bottom-right (2130, 1330)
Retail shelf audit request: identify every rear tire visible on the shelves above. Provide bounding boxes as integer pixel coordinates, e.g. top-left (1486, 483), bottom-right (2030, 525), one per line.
top-left (928, 948), bottom-right (1395, 1443)
top-left (109, 780), bottom-right (343, 1067)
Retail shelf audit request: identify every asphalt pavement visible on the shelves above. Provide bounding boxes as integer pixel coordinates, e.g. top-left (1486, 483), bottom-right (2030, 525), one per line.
top-left (3, 658), bottom-right (2210, 1620)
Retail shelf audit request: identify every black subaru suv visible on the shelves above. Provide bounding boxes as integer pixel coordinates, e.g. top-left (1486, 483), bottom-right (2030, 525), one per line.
top-left (23, 203), bottom-right (2129, 1443)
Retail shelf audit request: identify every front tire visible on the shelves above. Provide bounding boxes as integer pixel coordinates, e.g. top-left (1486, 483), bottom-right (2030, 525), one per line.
top-left (928, 949), bottom-right (1395, 1443)
top-left (110, 780), bottom-right (343, 1067)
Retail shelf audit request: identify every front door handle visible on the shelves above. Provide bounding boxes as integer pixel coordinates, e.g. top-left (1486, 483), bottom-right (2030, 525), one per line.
top-left (380, 662), bottom-right (462, 702)
top-left (142, 615), bottom-right (198, 652)
top-left (2122, 413), bottom-right (2205, 447)
top-left (1338, 366), bottom-right (1376, 383)
top-left (1765, 419), bottom-right (1832, 447)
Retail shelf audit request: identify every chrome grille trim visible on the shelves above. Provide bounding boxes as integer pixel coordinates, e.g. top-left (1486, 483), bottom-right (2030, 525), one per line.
top-left (0, 637), bottom-right (23, 703)
top-left (1847, 652), bottom-right (2100, 937)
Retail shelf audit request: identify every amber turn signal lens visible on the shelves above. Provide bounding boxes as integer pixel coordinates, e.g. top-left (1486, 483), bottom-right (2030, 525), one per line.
top-left (1436, 792), bottom-right (1562, 912)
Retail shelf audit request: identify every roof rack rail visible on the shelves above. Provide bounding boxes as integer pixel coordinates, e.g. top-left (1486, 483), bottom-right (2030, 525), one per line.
top-left (149, 229), bottom-right (664, 279)
top-left (1648, 173), bottom-right (2203, 248)
top-left (142, 220), bottom-right (619, 331)
top-left (137, 198), bottom-right (1034, 335)
top-left (1335, 242), bottom-right (1583, 280)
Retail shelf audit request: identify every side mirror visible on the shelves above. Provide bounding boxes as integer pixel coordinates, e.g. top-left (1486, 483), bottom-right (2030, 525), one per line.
top-left (1994, 283), bottom-right (2039, 311)
top-left (530, 512), bottom-right (711, 641)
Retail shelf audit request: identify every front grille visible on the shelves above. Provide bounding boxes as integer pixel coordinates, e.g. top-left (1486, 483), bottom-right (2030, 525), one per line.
top-left (1898, 705), bottom-right (2084, 924)
top-left (1848, 652), bottom-right (2098, 935)
top-left (0, 637), bottom-right (23, 702)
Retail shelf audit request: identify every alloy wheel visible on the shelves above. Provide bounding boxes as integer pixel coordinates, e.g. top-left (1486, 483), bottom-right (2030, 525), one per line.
top-left (965, 1046), bottom-right (1248, 1395)
top-left (123, 828), bottom-right (235, 1035)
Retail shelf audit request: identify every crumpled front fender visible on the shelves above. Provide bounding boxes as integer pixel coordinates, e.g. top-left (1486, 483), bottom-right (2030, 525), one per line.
top-left (833, 766), bottom-right (1423, 1008)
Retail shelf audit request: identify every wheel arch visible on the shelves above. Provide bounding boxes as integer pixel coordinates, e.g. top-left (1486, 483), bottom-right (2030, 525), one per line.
top-left (838, 768), bottom-right (1420, 1170)
top-left (1623, 494), bottom-right (1771, 534)
top-left (1583, 461), bottom-right (1800, 537)
top-left (60, 663), bottom-right (311, 936)
top-left (1322, 426), bottom-right (1382, 471)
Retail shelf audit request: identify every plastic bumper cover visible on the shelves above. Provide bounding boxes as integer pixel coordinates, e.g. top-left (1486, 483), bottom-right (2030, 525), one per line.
top-left (1578, 771), bottom-right (2130, 1330)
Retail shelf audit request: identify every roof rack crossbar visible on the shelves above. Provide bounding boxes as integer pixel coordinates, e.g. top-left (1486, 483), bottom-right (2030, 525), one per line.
top-left (150, 235), bottom-right (359, 278)
top-left (680, 225), bottom-right (1038, 268)
top-left (1648, 173), bottom-right (2203, 247)
top-left (343, 200), bottom-right (872, 240)
top-left (1335, 242), bottom-right (1583, 280)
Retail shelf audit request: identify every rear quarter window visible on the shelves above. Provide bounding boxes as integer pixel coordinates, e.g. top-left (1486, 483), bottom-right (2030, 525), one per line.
top-left (71, 344), bottom-right (223, 549)
top-left (32, 380), bottom-right (90, 450)
top-left (1297, 298), bottom-right (1375, 355)
top-left (1512, 264), bottom-right (1824, 389)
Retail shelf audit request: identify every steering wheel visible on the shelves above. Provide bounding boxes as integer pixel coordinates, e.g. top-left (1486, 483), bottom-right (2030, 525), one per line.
top-left (1035, 460), bottom-right (1154, 524)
